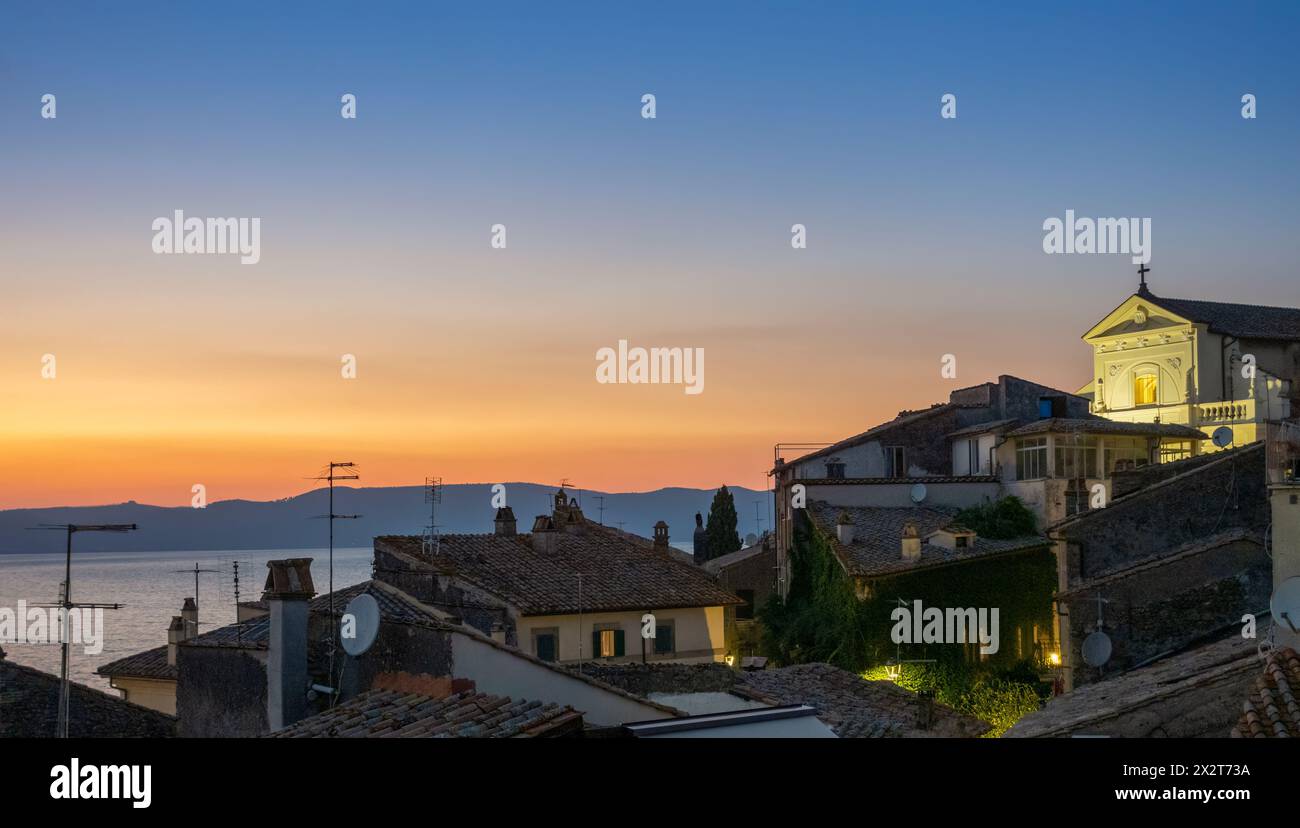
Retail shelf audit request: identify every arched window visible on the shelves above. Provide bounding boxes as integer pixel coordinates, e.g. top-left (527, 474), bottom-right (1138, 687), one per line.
top-left (1133, 365), bottom-right (1158, 406)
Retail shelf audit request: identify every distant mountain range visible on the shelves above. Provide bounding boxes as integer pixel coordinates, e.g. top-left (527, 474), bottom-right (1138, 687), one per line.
top-left (0, 483), bottom-right (774, 555)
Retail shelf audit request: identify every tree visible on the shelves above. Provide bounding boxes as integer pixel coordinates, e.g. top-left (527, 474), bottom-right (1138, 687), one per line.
top-left (704, 485), bottom-right (742, 561)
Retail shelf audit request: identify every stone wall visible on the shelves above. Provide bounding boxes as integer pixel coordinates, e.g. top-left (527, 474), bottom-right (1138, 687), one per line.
top-left (176, 647), bottom-right (267, 738)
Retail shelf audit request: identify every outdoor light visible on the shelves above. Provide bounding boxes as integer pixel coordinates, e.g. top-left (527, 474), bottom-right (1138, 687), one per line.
top-left (1048, 652), bottom-right (1062, 666)
top-left (884, 663), bottom-right (901, 681)
top-left (725, 654), bottom-right (735, 666)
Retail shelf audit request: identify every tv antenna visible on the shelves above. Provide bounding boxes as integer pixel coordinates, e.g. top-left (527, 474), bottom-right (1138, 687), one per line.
top-left (592, 495), bottom-right (605, 526)
top-left (423, 476), bottom-right (443, 555)
top-left (312, 462), bottom-right (360, 665)
top-left (27, 523), bottom-right (136, 738)
top-left (171, 562), bottom-right (219, 637)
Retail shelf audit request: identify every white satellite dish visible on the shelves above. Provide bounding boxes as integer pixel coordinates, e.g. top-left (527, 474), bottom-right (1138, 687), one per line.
top-left (1212, 426), bottom-right (1234, 448)
top-left (910, 483), bottom-right (928, 504)
top-left (1270, 576), bottom-right (1300, 634)
top-left (340, 592), bottom-right (380, 656)
top-left (1081, 630), bottom-right (1112, 667)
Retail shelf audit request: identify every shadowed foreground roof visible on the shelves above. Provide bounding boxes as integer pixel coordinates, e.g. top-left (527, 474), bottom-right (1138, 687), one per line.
top-left (1146, 292), bottom-right (1300, 341)
top-left (737, 663), bottom-right (989, 737)
top-left (1, 649), bottom-right (176, 738)
top-left (376, 522), bottom-right (741, 615)
top-left (268, 688), bottom-right (582, 738)
top-left (1231, 646), bottom-right (1300, 738)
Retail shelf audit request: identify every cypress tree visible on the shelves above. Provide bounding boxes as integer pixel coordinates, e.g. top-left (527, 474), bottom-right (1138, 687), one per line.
top-left (704, 485), bottom-right (742, 561)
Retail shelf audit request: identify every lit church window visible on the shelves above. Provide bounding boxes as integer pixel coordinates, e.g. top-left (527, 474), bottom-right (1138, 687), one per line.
top-left (1134, 371), bottom-right (1158, 405)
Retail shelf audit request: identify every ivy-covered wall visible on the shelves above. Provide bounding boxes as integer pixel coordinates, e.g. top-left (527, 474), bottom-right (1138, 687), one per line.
top-left (760, 504), bottom-right (1057, 734)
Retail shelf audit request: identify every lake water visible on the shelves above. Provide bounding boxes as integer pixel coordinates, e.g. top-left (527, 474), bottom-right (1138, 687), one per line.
top-left (0, 547), bottom-right (372, 693)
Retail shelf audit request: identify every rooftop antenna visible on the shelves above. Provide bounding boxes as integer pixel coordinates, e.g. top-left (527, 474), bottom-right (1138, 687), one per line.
top-left (311, 462), bottom-right (360, 669)
top-left (592, 495), bottom-right (606, 525)
top-left (232, 560), bottom-right (242, 644)
top-left (753, 500), bottom-right (765, 537)
top-left (171, 562), bottom-right (219, 638)
top-left (423, 476), bottom-right (443, 556)
top-left (27, 523), bottom-right (136, 738)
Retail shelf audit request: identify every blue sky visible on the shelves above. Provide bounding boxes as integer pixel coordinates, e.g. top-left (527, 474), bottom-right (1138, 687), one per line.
top-left (1, 1), bottom-right (1298, 504)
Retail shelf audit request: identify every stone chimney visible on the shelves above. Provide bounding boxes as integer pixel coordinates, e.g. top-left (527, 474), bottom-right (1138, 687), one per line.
top-left (531, 515), bottom-right (557, 554)
top-left (653, 520), bottom-right (670, 549)
top-left (166, 615), bottom-right (185, 667)
top-left (264, 558), bottom-right (316, 732)
top-left (180, 596), bottom-right (198, 640)
top-left (564, 498), bottom-right (586, 533)
top-left (692, 513), bottom-right (708, 562)
top-left (836, 511), bottom-right (854, 545)
top-left (901, 521), bottom-right (922, 561)
top-left (494, 506), bottom-right (517, 536)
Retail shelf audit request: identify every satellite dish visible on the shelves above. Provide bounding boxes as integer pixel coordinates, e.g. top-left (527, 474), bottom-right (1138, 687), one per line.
top-left (910, 483), bottom-right (928, 504)
top-left (1212, 426), bottom-right (1234, 448)
top-left (1081, 631), bottom-right (1112, 667)
top-left (1270, 576), bottom-right (1300, 634)
top-left (744, 533), bottom-right (758, 548)
top-left (340, 593), bottom-right (380, 656)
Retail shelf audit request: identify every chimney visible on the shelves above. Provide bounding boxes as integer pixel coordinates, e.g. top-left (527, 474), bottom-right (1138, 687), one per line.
top-left (494, 506), bottom-right (517, 536)
top-left (653, 520), bottom-right (670, 548)
top-left (564, 499), bottom-right (586, 533)
top-left (901, 521), bottom-right (922, 561)
top-left (552, 489), bottom-right (570, 522)
top-left (531, 515), bottom-right (557, 554)
top-left (835, 511), bottom-right (854, 545)
top-left (264, 558), bottom-right (316, 732)
top-left (180, 596), bottom-right (198, 640)
top-left (166, 615), bottom-right (185, 667)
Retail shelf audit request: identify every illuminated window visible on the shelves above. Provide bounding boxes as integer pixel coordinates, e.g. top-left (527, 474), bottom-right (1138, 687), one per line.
top-left (599, 629), bottom-right (616, 657)
top-left (1134, 371), bottom-right (1158, 406)
top-left (592, 626), bottom-right (624, 659)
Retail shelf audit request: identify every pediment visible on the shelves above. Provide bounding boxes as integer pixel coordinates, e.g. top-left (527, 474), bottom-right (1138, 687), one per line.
top-left (1082, 294), bottom-right (1193, 342)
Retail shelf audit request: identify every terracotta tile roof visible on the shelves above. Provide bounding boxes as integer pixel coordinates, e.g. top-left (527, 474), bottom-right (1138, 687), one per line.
top-left (946, 418), bottom-right (1020, 438)
top-left (779, 403), bottom-right (959, 467)
top-left (97, 644), bottom-right (177, 681)
top-left (1005, 418), bottom-right (1206, 440)
top-left (375, 522), bottom-right (741, 615)
top-left (789, 476), bottom-right (998, 485)
top-left (0, 649), bottom-right (176, 737)
top-left (809, 502), bottom-right (1048, 579)
top-left (1147, 293), bottom-right (1300, 341)
top-left (702, 542), bottom-right (771, 575)
top-left (268, 688), bottom-right (582, 738)
top-left (737, 663), bottom-right (989, 737)
top-left (1231, 647), bottom-right (1300, 738)
top-left (1056, 528), bottom-right (1262, 596)
top-left (1006, 631), bottom-right (1259, 738)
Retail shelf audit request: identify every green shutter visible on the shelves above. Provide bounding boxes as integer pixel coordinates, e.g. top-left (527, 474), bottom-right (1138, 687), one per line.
top-left (656, 624), bottom-right (673, 655)
top-left (592, 630), bottom-right (603, 658)
top-left (614, 628), bottom-right (625, 657)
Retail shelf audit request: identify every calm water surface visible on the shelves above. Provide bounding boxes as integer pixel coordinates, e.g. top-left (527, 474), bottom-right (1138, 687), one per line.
top-left (0, 547), bottom-right (371, 692)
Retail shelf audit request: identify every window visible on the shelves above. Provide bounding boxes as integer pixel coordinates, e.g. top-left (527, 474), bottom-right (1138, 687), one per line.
top-left (885, 446), bottom-right (906, 477)
top-left (954, 535), bottom-right (969, 548)
top-left (1103, 436), bottom-right (1150, 477)
top-left (653, 621), bottom-right (675, 656)
top-left (1159, 440), bottom-right (1192, 463)
top-left (736, 589), bottom-right (755, 621)
top-left (825, 462), bottom-right (845, 479)
top-left (967, 440), bottom-right (982, 475)
top-left (1015, 437), bottom-right (1048, 480)
top-left (592, 626), bottom-right (625, 659)
top-left (1134, 370), bottom-right (1158, 406)
top-left (533, 630), bottom-right (559, 663)
top-left (1054, 436), bottom-right (1098, 479)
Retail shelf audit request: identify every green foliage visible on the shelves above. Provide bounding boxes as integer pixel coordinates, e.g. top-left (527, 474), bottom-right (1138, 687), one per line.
top-left (703, 485), bottom-right (742, 561)
top-left (954, 496), bottom-right (1038, 539)
top-left (760, 506), bottom-right (1056, 734)
top-left (862, 661), bottom-right (1046, 737)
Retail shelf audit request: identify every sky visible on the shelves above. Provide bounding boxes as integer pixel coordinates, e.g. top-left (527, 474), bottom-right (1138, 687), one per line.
top-left (1, 1), bottom-right (1298, 507)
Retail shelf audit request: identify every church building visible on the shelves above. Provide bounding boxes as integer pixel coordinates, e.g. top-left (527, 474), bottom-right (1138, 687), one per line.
top-left (1079, 267), bottom-right (1299, 451)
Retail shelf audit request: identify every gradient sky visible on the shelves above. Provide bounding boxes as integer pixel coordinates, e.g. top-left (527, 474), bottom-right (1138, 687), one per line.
top-left (2, 1), bottom-right (1298, 507)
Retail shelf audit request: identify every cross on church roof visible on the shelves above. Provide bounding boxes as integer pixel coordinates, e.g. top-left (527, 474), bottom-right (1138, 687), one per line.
top-left (1137, 263), bottom-right (1151, 295)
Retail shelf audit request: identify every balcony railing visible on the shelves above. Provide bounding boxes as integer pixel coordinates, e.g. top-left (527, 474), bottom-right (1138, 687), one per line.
top-left (1195, 399), bottom-right (1255, 425)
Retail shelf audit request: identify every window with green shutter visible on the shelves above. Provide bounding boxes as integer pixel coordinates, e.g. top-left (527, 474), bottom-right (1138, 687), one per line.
top-left (593, 626), bottom-right (625, 658)
top-left (614, 628), bottom-right (625, 657)
top-left (653, 622), bottom-right (674, 656)
top-left (535, 632), bottom-right (557, 662)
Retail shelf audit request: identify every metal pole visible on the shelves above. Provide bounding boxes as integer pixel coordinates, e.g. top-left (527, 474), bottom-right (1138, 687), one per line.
top-left (58, 526), bottom-right (72, 739)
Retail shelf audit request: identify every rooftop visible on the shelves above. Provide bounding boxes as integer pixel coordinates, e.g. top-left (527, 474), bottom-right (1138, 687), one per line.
top-left (376, 519), bottom-right (741, 615)
top-left (810, 501), bottom-right (1048, 579)
top-left (737, 663), bottom-right (990, 737)
top-left (1, 648), bottom-right (177, 738)
top-left (97, 644), bottom-right (176, 681)
top-left (1144, 291), bottom-right (1300, 341)
top-left (1004, 418), bottom-right (1206, 440)
top-left (1231, 646), bottom-right (1300, 738)
top-left (268, 688), bottom-right (582, 738)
